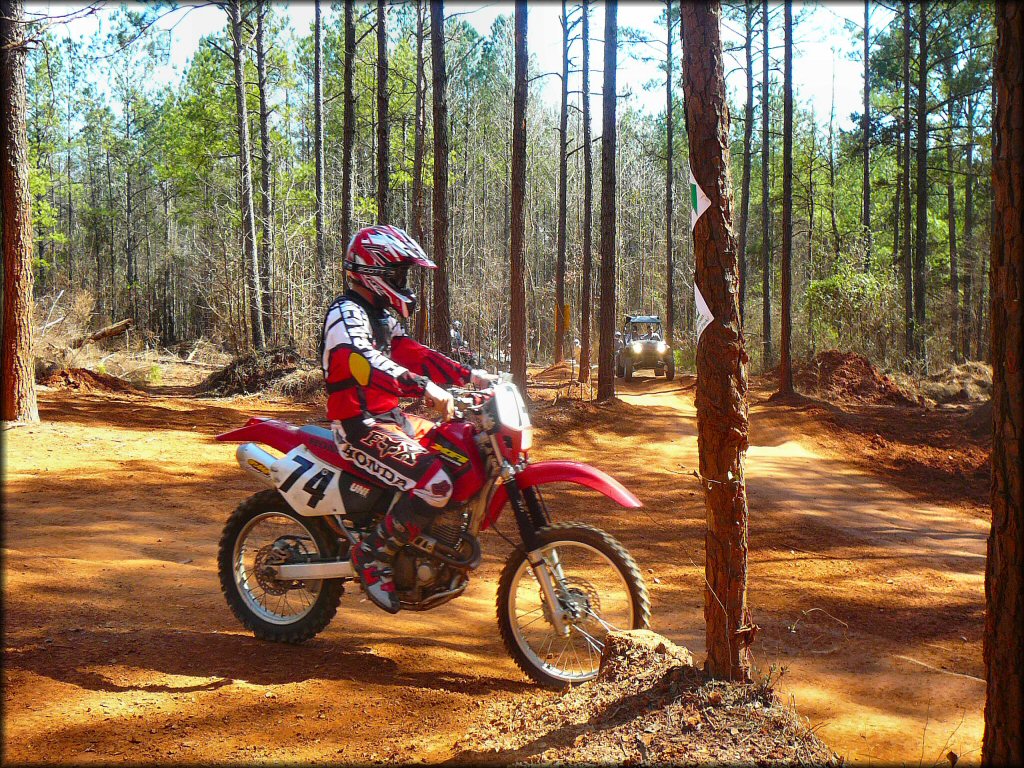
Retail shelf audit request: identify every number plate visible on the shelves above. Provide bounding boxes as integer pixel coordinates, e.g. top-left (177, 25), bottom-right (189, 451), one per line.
top-left (270, 446), bottom-right (346, 516)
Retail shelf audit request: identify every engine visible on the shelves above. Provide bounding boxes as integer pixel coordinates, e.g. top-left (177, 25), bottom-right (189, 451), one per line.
top-left (391, 504), bottom-right (473, 608)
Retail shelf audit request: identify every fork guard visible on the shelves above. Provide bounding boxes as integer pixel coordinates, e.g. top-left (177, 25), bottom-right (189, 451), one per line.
top-left (482, 460), bottom-right (642, 531)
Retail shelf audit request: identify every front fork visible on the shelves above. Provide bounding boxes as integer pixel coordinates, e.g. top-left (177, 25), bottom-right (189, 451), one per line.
top-left (504, 472), bottom-right (572, 637)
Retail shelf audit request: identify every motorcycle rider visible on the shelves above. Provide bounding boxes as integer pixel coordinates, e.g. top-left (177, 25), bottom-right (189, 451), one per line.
top-left (320, 225), bottom-right (496, 614)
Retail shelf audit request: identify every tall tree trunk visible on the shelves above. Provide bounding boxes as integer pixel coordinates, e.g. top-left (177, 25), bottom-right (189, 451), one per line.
top-left (555, 0), bottom-right (569, 363)
top-left (577, 0), bottom-right (593, 384)
top-left (962, 97), bottom-right (975, 360)
top-left (946, 86), bottom-right (959, 364)
top-left (0, 0), bottom-right (39, 423)
top-left (314, 0), bottom-right (327, 293)
top-left (862, 0), bottom-right (871, 269)
top-left (778, 0), bottom-right (793, 395)
top-left (376, 0), bottom-right (390, 224)
top-left (736, 0), bottom-right (753, 327)
top-left (431, 0), bottom-right (452, 354)
top-left (596, 0), bottom-right (618, 402)
top-left (902, 3), bottom-right (913, 356)
top-left (256, 0), bottom-right (274, 342)
top-left (412, 0), bottom-right (428, 340)
top-left (760, 0), bottom-right (772, 368)
top-left (983, 5), bottom-right (1024, 763)
top-left (664, 0), bottom-right (677, 341)
top-left (913, 1), bottom-right (928, 359)
top-left (342, 0), bottom-right (356, 264)
top-left (680, 0), bottom-right (751, 683)
top-left (230, 0), bottom-right (265, 350)
top-left (510, 0), bottom-right (528, 388)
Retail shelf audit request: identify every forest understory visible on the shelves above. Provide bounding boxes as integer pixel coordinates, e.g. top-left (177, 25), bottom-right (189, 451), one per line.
top-left (3, 343), bottom-right (990, 765)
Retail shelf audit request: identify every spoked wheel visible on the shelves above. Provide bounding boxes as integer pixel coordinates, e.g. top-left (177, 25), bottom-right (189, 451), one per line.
top-left (218, 489), bottom-right (344, 643)
top-left (497, 523), bottom-right (650, 688)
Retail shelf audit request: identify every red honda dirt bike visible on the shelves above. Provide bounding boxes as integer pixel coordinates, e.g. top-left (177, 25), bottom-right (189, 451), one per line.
top-left (216, 381), bottom-right (650, 687)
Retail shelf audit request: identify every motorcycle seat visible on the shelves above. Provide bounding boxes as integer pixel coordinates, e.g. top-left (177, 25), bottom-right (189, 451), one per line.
top-left (299, 424), bottom-right (335, 442)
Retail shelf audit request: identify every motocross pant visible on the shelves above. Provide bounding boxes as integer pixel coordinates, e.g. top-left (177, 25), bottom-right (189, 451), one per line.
top-left (331, 410), bottom-right (453, 553)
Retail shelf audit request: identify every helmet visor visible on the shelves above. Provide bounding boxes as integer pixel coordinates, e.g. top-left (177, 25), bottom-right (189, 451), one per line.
top-left (387, 264), bottom-right (411, 291)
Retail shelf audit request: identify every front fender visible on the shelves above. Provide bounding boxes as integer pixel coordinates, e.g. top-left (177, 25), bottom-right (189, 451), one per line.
top-left (482, 460), bottom-right (642, 531)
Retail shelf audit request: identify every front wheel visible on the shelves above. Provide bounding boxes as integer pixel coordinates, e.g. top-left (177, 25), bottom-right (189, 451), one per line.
top-left (497, 523), bottom-right (650, 687)
top-left (218, 489), bottom-right (345, 643)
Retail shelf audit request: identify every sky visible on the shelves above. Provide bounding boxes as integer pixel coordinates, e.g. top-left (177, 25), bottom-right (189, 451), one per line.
top-left (28, 1), bottom-right (891, 133)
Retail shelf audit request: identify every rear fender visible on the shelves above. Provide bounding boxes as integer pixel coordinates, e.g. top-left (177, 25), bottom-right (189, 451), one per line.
top-left (217, 418), bottom-right (341, 467)
top-left (482, 460), bottom-right (642, 531)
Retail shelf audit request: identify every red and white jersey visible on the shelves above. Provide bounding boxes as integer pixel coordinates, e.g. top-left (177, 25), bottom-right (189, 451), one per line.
top-left (320, 291), bottom-right (472, 423)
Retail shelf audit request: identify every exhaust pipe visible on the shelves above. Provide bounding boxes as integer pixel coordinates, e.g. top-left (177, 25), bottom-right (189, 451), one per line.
top-left (236, 443), bottom-right (277, 487)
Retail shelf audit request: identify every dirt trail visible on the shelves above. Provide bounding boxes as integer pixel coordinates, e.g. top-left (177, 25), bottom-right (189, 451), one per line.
top-left (3, 378), bottom-right (986, 764)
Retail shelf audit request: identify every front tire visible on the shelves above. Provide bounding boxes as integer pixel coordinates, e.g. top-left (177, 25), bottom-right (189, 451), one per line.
top-left (218, 489), bottom-right (345, 643)
top-left (497, 523), bottom-right (650, 687)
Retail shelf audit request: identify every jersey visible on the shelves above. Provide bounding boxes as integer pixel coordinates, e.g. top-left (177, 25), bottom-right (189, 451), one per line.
top-left (320, 291), bottom-right (472, 423)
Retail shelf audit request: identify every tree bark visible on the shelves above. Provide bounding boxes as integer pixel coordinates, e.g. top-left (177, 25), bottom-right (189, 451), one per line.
top-left (431, 0), bottom-right (452, 354)
top-left (376, 0), bottom-right (390, 224)
top-left (902, 3), bottom-right (914, 357)
top-left (736, 0), bottom-right (753, 327)
top-left (412, 0), bottom-right (428, 340)
top-left (255, 0), bottom-right (274, 342)
top-left (229, 0), bottom-right (265, 350)
top-left (577, 0), bottom-right (593, 384)
top-left (342, 0), bottom-right (356, 263)
top-left (862, 0), bottom-right (871, 270)
top-left (983, 5), bottom-right (1024, 763)
top-left (779, 0), bottom-right (793, 395)
top-left (0, 0), bottom-right (39, 423)
top-left (946, 83), bottom-right (959, 364)
top-left (760, 0), bottom-right (772, 368)
top-left (71, 318), bottom-right (133, 349)
top-left (510, 0), bottom-right (528, 388)
top-left (596, 0), bottom-right (618, 402)
top-left (314, 0), bottom-right (327, 291)
top-left (913, 1), bottom-right (928, 358)
top-left (680, 1), bottom-right (751, 683)
top-left (555, 0), bottom-right (569, 363)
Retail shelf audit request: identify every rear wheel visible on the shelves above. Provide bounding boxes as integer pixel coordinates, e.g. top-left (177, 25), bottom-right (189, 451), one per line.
top-left (497, 523), bottom-right (650, 688)
top-left (218, 489), bottom-right (345, 643)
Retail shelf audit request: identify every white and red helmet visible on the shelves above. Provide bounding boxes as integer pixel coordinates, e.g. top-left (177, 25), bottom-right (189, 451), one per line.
top-left (345, 225), bottom-right (435, 318)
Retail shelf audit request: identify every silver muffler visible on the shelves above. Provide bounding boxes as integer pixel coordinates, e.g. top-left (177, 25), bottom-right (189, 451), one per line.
top-left (275, 560), bottom-right (354, 579)
top-left (236, 443), bottom-right (277, 487)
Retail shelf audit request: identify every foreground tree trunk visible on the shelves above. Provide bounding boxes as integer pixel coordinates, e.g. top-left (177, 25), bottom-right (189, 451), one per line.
top-left (376, 0), bottom-right (390, 224)
top-left (577, 0), bottom-right (593, 384)
top-left (431, 0), bottom-right (452, 354)
top-left (229, 0), bottom-right (265, 350)
top-left (314, 0), bottom-right (327, 290)
top-left (680, 1), bottom-right (752, 683)
top-left (596, 0), bottom-right (618, 402)
top-left (510, 1), bottom-right (528, 388)
top-left (554, 0), bottom-right (569, 364)
top-left (983, 6), bottom-right (1024, 763)
top-left (778, 0), bottom-right (793, 395)
top-left (1, 0), bottom-right (39, 423)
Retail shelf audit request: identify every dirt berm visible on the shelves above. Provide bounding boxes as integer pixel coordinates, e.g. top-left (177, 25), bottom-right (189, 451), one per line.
top-left (450, 630), bottom-right (840, 765)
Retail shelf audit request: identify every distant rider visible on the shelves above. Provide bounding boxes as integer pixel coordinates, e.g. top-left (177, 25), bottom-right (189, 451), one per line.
top-left (319, 225), bottom-right (496, 613)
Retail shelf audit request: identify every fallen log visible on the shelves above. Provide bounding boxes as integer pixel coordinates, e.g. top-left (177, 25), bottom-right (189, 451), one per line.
top-left (71, 319), bottom-right (133, 349)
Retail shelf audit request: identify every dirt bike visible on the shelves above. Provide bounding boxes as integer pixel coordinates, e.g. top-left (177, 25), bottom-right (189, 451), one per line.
top-left (215, 381), bottom-right (650, 687)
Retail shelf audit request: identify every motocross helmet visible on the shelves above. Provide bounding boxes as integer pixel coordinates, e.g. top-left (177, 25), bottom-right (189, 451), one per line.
top-left (345, 225), bottom-right (435, 318)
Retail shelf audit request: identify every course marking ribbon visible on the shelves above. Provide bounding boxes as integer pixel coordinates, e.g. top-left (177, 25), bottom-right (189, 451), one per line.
top-left (694, 282), bottom-right (714, 340)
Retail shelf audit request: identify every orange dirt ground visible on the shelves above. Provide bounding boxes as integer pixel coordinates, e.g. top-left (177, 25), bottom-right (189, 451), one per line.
top-left (3, 373), bottom-right (988, 765)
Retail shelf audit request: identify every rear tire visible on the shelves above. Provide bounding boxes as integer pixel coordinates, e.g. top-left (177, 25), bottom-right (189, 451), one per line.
top-left (496, 523), bottom-right (650, 688)
top-left (218, 489), bottom-right (345, 643)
